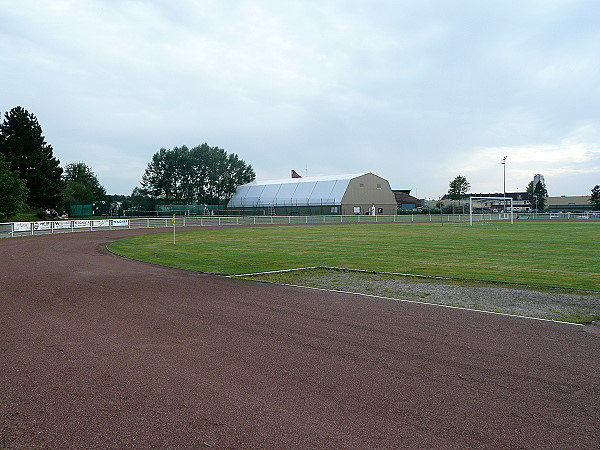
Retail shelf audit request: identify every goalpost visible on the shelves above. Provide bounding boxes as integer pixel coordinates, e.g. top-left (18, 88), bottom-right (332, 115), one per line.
top-left (469, 197), bottom-right (513, 226)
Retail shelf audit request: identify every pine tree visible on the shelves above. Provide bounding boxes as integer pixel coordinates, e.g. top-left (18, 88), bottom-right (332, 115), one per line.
top-left (532, 181), bottom-right (548, 211)
top-left (590, 185), bottom-right (600, 211)
top-left (0, 106), bottom-right (64, 207)
top-left (0, 153), bottom-right (29, 219)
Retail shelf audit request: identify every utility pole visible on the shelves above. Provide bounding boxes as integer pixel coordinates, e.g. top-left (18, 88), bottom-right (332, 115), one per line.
top-left (502, 156), bottom-right (507, 214)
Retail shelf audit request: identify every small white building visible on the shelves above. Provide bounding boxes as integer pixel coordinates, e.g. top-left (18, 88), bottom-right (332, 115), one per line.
top-left (227, 172), bottom-right (398, 215)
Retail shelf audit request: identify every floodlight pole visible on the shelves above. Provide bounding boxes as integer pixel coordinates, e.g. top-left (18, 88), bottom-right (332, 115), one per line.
top-left (502, 156), bottom-right (507, 214)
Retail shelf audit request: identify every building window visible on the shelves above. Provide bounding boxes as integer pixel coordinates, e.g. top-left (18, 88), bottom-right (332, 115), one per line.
top-left (330, 206), bottom-right (338, 214)
top-left (377, 184), bottom-right (382, 189)
top-left (353, 206), bottom-right (361, 214)
top-left (359, 183), bottom-right (364, 188)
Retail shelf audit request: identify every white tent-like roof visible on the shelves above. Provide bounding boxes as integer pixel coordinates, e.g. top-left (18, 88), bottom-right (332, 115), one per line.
top-left (228, 174), bottom-right (364, 207)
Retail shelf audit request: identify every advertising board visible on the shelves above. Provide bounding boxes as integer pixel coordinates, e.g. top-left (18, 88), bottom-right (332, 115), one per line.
top-left (73, 220), bottom-right (92, 228)
top-left (111, 219), bottom-right (129, 227)
top-left (53, 221), bottom-right (72, 230)
top-left (32, 221), bottom-right (52, 231)
top-left (13, 222), bottom-right (31, 232)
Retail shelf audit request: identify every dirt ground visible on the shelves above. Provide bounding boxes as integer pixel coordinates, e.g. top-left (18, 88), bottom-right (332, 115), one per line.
top-left (240, 268), bottom-right (600, 324)
top-left (1, 228), bottom-right (599, 448)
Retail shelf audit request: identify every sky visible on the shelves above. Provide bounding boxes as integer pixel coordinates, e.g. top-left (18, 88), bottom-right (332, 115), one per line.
top-left (1, 0), bottom-right (599, 199)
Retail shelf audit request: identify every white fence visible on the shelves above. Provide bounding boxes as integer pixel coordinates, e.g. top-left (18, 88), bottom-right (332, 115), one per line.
top-left (1, 212), bottom-right (599, 238)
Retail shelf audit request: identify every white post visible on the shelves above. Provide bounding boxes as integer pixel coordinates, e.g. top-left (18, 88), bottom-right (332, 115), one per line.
top-left (172, 215), bottom-right (176, 244)
top-left (470, 197), bottom-right (473, 226)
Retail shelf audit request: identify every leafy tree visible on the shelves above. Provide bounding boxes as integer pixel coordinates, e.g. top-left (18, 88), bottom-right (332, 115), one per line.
top-left (448, 175), bottom-right (471, 213)
top-left (62, 181), bottom-right (95, 204)
top-left (532, 181), bottom-right (548, 211)
top-left (590, 185), bottom-right (600, 211)
top-left (0, 153), bottom-right (29, 219)
top-left (448, 175), bottom-right (471, 200)
top-left (0, 106), bottom-right (64, 207)
top-left (130, 186), bottom-right (155, 211)
top-left (62, 161), bottom-right (106, 201)
top-left (140, 144), bottom-right (255, 203)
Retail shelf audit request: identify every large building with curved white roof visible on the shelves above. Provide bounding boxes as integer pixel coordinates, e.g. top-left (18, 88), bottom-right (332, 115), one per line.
top-left (227, 172), bottom-right (397, 215)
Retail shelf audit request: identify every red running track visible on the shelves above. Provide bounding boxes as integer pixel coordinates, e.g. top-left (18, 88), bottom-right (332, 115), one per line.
top-left (1, 228), bottom-right (599, 448)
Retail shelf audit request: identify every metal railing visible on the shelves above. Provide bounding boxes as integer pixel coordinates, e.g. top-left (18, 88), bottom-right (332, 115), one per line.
top-left (1, 212), bottom-right (598, 238)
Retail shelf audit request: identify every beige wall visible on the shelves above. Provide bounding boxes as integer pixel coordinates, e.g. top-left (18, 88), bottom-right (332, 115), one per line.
top-left (341, 173), bottom-right (398, 215)
top-left (547, 195), bottom-right (590, 206)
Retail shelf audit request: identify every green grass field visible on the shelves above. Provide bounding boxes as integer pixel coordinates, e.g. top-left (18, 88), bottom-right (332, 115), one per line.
top-left (107, 222), bottom-right (600, 292)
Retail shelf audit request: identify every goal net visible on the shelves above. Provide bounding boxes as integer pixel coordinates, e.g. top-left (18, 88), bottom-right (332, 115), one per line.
top-left (469, 197), bottom-right (513, 225)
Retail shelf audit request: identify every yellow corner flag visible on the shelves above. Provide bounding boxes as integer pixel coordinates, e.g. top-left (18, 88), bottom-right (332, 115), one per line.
top-left (172, 214), bottom-right (176, 225)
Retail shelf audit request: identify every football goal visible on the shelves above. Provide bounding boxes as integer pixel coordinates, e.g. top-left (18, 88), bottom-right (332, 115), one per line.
top-left (469, 197), bottom-right (513, 226)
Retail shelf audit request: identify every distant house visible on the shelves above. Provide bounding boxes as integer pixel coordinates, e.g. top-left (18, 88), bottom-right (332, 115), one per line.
top-left (430, 192), bottom-right (595, 213)
top-left (547, 196), bottom-right (593, 213)
top-left (227, 172), bottom-right (398, 215)
top-left (393, 190), bottom-right (422, 210)
top-left (468, 192), bottom-right (533, 212)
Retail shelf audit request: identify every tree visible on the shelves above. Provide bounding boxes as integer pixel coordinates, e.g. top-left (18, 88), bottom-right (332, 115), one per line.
top-left (532, 181), bottom-right (548, 211)
top-left (526, 180), bottom-right (534, 194)
top-left (0, 153), bottom-right (29, 219)
top-left (62, 181), bottom-right (95, 204)
top-left (62, 161), bottom-right (106, 202)
top-left (448, 175), bottom-right (471, 213)
top-left (0, 106), bottom-right (64, 207)
top-left (590, 185), bottom-right (600, 211)
top-left (130, 186), bottom-right (155, 211)
top-left (140, 144), bottom-right (255, 204)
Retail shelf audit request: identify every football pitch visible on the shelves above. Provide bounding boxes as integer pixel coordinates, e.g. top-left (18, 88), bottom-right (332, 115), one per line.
top-left (107, 221), bottom-right (600, 292)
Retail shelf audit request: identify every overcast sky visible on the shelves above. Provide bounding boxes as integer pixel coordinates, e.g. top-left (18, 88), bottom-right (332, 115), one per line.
top-left (1, 0), bottom-right (599, 199)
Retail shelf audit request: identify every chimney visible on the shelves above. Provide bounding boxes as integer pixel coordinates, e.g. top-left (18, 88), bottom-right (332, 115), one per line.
top-left (291, 170), bottom-right (302, 178)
